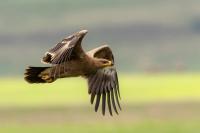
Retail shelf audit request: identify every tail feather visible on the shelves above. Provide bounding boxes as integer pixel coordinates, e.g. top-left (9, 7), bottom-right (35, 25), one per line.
top-left (24, 66), bottom-right (50, 83)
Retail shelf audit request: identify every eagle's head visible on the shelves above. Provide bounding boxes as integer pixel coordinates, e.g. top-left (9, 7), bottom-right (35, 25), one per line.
top-left (95, 58), bottom-right (114, 68)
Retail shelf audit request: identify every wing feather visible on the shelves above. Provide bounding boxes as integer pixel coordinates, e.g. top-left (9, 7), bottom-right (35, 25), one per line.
top-left (86, 45), bottom-right (121, 115)
top-left (90, 93), bottom-right (96, 104)
top-left (102, 92), bottom-right (106, 115)
top-left (42, 32), bottom-right (86, 65)
top-left (107, 91), bottom-right (113, 116)
top-left (42, 30), bottom-right (87, 79)
top-left (111, 89), bottom-right (118, 114)
top-left (87, 67), bottom-right (121, 115)
top-left (95, 93), bottom-right (101, 112)
top-left (87, 45), bottom-right (114, 63)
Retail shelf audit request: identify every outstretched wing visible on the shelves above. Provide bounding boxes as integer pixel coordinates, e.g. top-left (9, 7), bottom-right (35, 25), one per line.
top-left (87, 67), bottom-right (121, 116)
top-left (87, 45), bottom-right (121, 115)
top-left (87, 45), bottom-right (114, 63)
top-left (42, 30), bottom-right (87, 65)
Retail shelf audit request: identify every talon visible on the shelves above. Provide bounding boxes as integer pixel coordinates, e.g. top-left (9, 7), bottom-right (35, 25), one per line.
top-left (46, 78), bottom-right (54, 83)
top-left (41, 75), bottom-right (50, 80)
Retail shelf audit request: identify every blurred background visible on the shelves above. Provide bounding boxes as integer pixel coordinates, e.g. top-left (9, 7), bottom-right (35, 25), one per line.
top-left (0, 0), bottom-right (200, 132)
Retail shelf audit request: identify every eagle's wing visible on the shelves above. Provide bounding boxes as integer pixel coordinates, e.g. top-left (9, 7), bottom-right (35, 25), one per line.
top-left (42, 30), bottom-right (87, 65)
top-left (87, 45), bottom-right (114, 63)
top-left (87, 45), bottom-right (121, 115)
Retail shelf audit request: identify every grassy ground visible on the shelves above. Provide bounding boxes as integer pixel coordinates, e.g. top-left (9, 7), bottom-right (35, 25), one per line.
top-left (1, 73), bottom-right (200, 107)
top-left (0, 73), bottom-right (200, 133)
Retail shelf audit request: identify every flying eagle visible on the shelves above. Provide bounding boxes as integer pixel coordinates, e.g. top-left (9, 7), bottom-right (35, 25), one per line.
top-left (24, 30), bottom-right (121, 115)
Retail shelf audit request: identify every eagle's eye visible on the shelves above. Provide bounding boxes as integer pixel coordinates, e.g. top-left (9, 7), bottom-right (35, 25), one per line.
top-left (102, 60), bottom-right (108, 64)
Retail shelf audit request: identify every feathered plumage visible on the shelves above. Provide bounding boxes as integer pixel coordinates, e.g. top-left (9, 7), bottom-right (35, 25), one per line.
top-left (24, 30), bottom-right (121, 115)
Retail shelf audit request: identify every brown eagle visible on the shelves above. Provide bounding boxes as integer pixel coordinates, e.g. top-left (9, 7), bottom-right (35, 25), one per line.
top-left (24, 30), bottom-right (121, 115)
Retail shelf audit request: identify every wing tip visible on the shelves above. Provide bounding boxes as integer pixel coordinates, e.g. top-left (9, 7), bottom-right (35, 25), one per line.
top-left (41, 52), bottom-right (53, 64)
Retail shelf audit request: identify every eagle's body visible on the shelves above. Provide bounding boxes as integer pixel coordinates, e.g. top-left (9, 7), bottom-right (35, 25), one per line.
top-left (24, 30), bottom-right (121, 115)
top-left (42, 55), bottom-right (99, 80)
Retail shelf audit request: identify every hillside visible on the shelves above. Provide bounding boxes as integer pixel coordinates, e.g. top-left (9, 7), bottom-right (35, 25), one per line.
top-left (0, 0), bottom-right (200, 75)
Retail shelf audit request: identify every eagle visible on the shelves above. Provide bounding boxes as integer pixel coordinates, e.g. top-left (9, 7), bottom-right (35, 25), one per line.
top-left (24, 30), bottom-right (121, 115)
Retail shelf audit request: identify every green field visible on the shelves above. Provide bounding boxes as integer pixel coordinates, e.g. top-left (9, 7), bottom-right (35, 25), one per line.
top-left (1, 73), bottom-right (200, 107)
top-left (0, 74), bottom-right (200, 133)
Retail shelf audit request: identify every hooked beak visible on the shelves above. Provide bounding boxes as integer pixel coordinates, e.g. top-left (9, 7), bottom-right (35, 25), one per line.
top-left (109, 61), bottom-right (114, 66)
top-left (103, 61), bottom-right (114, 67)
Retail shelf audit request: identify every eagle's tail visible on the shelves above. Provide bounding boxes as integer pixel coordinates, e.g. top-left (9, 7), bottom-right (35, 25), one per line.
top-left (24, 66), bottom-right (55, 83)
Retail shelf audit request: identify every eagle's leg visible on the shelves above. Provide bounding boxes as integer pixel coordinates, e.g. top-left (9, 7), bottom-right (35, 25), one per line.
top-left (39, 70), bottom-right (55, 83)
